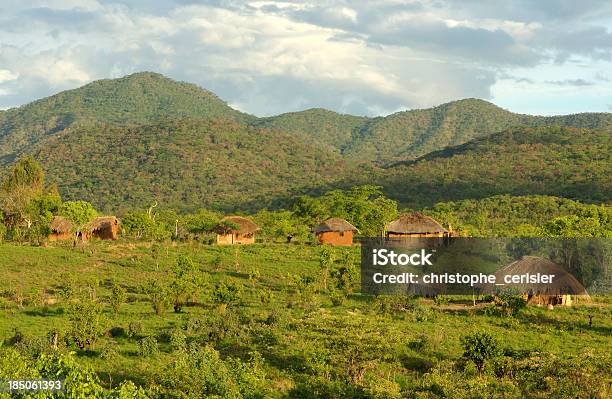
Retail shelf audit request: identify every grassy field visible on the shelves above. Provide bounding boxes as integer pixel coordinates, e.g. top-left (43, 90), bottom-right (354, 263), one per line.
top-left (0, 241), bottom-right (610, 398)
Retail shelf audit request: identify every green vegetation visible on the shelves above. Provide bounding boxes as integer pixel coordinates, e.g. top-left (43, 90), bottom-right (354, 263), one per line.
top-left (0, 242), bottom-right (609, 398)
top-left (384, 126), bottom-right (611, 208)
top-left (0, 73), bottom-right (610, 213)
top-left (33, 119), bottom-right (360, 213)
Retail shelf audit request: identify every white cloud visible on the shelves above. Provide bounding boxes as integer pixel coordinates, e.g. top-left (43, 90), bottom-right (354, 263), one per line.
top-left (0, 0), bottom-right (611, 115)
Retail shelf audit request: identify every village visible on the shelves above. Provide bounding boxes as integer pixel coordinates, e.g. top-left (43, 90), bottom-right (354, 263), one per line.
top-left (46, 211), bottom-right (593, 309)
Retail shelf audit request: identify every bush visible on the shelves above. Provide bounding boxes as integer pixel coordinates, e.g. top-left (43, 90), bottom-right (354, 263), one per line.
top-left (461, 331), bottom-right (502, 373)
top-left (434, 295), bottom-right (451, 306)
top-left (67, 301), bottom-right (105, 350)
top-left (159, 345), bottom-right (266, 398)
top-left (143, 279), bottom-right (169, 315)
top-left (259, 288), bottom-right (273, 305)
top-left (109, 283), bottom-right (127, 314)
top-left (329, 290), bottom-right (345, 306)
top-left (169, 329), bottom-right (187, 352)
top-left (211, 279), bottom-right (243, 313)
top-left (127, 321), bottom-right (145, 338)
top-left (137, 336), bottom-right (159, 357)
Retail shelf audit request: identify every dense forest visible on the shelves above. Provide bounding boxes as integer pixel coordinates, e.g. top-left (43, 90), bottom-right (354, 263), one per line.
top-left (0, 72), bottom-right (610, 214)
top-left (382, 126), bottom-right (612, 208)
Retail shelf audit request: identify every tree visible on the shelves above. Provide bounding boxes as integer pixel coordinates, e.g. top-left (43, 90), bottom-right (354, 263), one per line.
top-left (0, 157), bottom-right (60, 243)
top-left (67, 301), bottom-right (105, 350)
top-left (59, 200), bottom-right (97, 239)
top-left (461, 331), bottom-right (502, 374)
top-left (254, 209), bottom-right (310, 243)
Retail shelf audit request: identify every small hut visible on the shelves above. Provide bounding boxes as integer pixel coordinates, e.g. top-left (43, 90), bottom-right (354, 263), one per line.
top-left (386, 212), bottom-right (448, 238)
top-left (216, 216), bottom-right (259, 245)
top-left (49, 216), bottom-right (74, 241)
top-left (84, 216), bottom-right (120, 240)
top-left (492, 256), bottom-right (590, 306)
top-left (314, 218), bottom-right (359, 246)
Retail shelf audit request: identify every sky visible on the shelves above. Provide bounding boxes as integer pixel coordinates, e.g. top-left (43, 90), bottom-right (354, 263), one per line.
top-left (0, 0), bottom-right (611, 117)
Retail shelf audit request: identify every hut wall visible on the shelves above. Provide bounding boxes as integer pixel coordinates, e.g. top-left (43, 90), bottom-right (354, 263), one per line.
top-left (216, 233), bottom-right (255, 245)
top-left (317, 231), bottom-right (353, 246)
top-left (49, 232), bottom-right (73, 241)
top-left (91, 224), bottom-right (119, 240)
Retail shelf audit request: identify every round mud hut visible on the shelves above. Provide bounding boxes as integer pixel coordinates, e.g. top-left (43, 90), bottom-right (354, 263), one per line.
top-left (314, 217), bottom-right (359, 246)
top-left (216, 216), bottom-right (259, 245)
top-left (84, 216), bottom-right (120, 240)
top-left (49, 216), bottom-right (74, 241)
top-left (386, 212), bottom-right (448, 238)
top-left (492, 256), bottom-right (590, 306)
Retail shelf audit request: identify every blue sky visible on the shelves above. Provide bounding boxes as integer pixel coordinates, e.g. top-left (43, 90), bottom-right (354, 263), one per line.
top-left (0, 0), bottom-right (611, 116)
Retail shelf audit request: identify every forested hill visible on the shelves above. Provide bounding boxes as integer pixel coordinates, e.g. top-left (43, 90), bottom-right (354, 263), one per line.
top-left (0, 72), bottom-right (611, 212)
top-left (257, 99), bottom-right (612, 163)
top-left (1, 72), bottom-right (611, 166)
top-left (31, 118), bottom-right (367, 213)
top-left (380, 126), bottom-right (612, 208)
top-left (0, 72), bottom-right (254, 162)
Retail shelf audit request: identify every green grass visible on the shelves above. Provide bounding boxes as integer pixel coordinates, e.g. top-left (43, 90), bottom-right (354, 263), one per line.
top-left (0, 241), bottom-right (610, 398)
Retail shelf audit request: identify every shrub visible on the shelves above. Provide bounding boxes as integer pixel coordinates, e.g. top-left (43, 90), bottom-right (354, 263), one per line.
top-left (259, 288), bottom-right (273, 305)
top-left (109, 283), bottom-right (127, 314)
top-left (143, 279), bottom-right (169, 315)
top-left (99, 341), bottom-right (119, 361)
top-left (211, 279), bottom-right (243, 313)
top-left (67, 301), bottom-right (105, 350)
top-left (169, 329), bottom-right (187, 352)
top-left (137, 336), bottom-right (159, 357)
top-left (329, 290), bottom-right (346, 306)
top-left (461, 331), bottom-right (502, 374)
top-left (434, 295), bottom-right (451, 306)
top-left (495, 294), bottom-right (527, 317)
top-left (127, 321), bottom-right (145, 338)
top-left (159, 345), bottom-right (266, 398)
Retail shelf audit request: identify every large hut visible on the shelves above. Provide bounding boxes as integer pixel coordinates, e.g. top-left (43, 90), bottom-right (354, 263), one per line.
top-left (492, 256), bottom-right (590, 306)
top-left (84, 216), bottom-right (120, 240)
top-left (314, 218), bottom-right (359, 246)
top-left (216, 216), bottom-right (259, 245)
top-left (49, 216), bottom-right (74, 241)
top-left (386, 212), bottom-right (448, 238)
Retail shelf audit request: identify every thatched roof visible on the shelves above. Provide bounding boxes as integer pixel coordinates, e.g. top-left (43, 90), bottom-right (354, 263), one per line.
top-left (85, 216), bottom-right (119, 232)
top-left (50, 216), bottom-right (73, 234)
top-left (493, 256), bottom-right (589, 296)
top-left (217, 216), bottom-right (259, 234)
top-left (386, 212), bottom-right (447, 234)
top-left (314, 218), bottom-right (359, 234)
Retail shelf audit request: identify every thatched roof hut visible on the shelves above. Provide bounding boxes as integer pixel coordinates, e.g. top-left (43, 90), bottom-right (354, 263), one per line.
top-left (314, 217), bottom-right (358, 246)
top-left (314, 218), bottom-right (358, 234)
top-left (216, 216), bottom-right (259, 245)
top-left (492, 256), bottom-right (590, 306)
top-left (386, 212), bottom-right (448, 237)
top-left (49, 216), bottom-right (74, 241)
top-left (50, 216), bottom-right (73, 234)
top-left (85, 216), bottom-right (120, 240)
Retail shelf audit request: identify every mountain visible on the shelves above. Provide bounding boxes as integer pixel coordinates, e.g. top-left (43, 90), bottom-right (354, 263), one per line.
top-left (0, 72), bottom-right (610, 212)
top-left (252, 108), bottom-right (368, 154)
top-left (258, 98), bottom-right (612, 164)
top-left (0, 72), bottom-right (254, 163)
top-left (31, 119), bottom-right (365, 213)
top-left (380, 126), bottom-right (612, 208)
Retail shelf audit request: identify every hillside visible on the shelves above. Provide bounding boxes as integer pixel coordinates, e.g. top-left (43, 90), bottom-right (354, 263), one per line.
top-left (252, 108), bottom-right (368, 154)
top-left (0, 72), bottom-right (254, 163)
top-left (0, 73), bottom-right (610, 212)
top-left (380, 126), bottom-right (612, 208)
top-left (258, 99), bottom-right (612, 164)
top-left (32, 118), bottom-right (364, 213)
